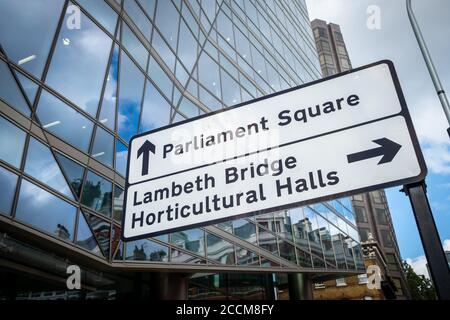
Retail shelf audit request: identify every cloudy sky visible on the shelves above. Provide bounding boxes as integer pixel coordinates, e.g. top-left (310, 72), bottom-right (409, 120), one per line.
top-left (305, 0), bottom-right (450, 278)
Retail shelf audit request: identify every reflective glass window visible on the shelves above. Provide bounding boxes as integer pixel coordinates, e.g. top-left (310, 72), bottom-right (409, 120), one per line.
top-left (278, 240), bottom-right (296, 263)
top-left (198, 53), bottom-right (221, 98)
top-left (0, 116), bottom-right (26, 168)
top-left (113, 186), bottom-right (124, 222)
top-left (330, 225), bottom-right (347, 269)
top-left (152, 31), bottom-right (176, 71)
top-left (304, 207), bottom-right (325, 261)
top-left (46, 5), bottom-right (112, 116)
top-left (139, 80), bottom-right (171, 132)
top-left (147, 58), bottom-right (173, 100)
top-left (115, 140), bottom-right (128, 177)
top-left (296, 248), bottom-right (313, 268)
top-left (232, 219), bottom-right (257, 245)
top-left (171, 248), bottom-right (205, 264)
top-left (171, 228), bottom-right (205, 256)
top-left (221, 71), bottom-right (241, 106)
top-left (125, 239), bottom-right (168, 262)
top-left (199, 86), bottom-right (222, 111)
top-left (317, 215), bottom-right (336, 267)
top-left (81, 171), bottom-right (113, 217)
top-left (217, 12), bottom-right (234, 44)
top-left (236, 246), bottom-right (259, 266)
top-left (137, 0), bottom-right (156, 18)
top-left (16, 179), bottom-right (77, 241)
top-left (99, 45), bottom-right (119, 131)
top-left (75, 213), bottom-right (102, 256)
top-left (124, 0), bottom-right (152, 39)
top-left (117, 51), bottom-right (145, 142)
top-left (0, 166), bottom-right (18, 216)
top-left (206, 233), bottom-right (235, 265)
top-left (155, 0), bottom-right (179, 50)
top-left (91, 126), bottom-right (114, 167)
top-left (24, 137), bottom-right (74, 200)
top-left (178, 98), bottom-right (200, 118)
top-left (258, 227), bottom-right (278, 255)
top-left (37, 90), bottom-right (94, 153)
top-left (77, 0), bottom-right (118, 34)
top-left (0, 60), bottom-right (30, 116)
top-left (177, 20), bottom-right (198, 71)
top-left (0, 0), bottom-right (64, 78)
top-left (84, 211), bottom-right (111, 256)
top-left (54, 152), bottom-right (85, 198)
top-left (15, 72), bottom-right (39, 107)
top-left (122, 22), bottom-right (148, 69)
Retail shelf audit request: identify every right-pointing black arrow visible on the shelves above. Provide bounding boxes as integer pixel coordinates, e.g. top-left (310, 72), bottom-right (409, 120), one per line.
top-left (347, 138), bottom-right (402, 165)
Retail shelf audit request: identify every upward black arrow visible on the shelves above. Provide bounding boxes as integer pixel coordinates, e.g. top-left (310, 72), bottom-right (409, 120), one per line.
top-left (137, 140), bottom-right (156, 176)
top-left (347, 138), bottom-right (402, 165)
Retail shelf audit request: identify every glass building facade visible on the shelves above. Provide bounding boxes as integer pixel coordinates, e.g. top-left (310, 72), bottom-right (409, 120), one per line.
top-left (0, 0), bottom-right (364, 299)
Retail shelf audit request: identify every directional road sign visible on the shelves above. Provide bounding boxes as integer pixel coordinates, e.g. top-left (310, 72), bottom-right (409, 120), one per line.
top-left (122, 60), bottom-right (426, 240)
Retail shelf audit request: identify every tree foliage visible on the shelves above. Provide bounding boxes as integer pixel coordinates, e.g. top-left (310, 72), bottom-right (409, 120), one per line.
top-left (402, 261), bottom-right (436, 300)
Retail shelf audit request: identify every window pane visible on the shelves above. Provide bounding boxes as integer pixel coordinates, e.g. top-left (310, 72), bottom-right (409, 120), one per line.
top-left (152, 31), bottom-right (176, 71)
top-left (171, 248), bottom-right (205, 264)
top-left (0, 166), bottom-right (18, 216)
top-left (198, 53), bottom-right (221, 98)
top-left (279, 240), bottom-right (296, 263)
top-left (206, 233), bottom-right (235, 265)
top-left (24, 137), bottom-right (74, 200)
top-left (124, 0), bottom-right (152, 39)
top-left (221, 71), bottom-right (241, 106)
top-left (15, 71), bottom-right (39, 107)
top-left (236, 246), bottom-right (259, 266)
top-left (15, 179), bottom-right (77, 241)
top-left (36, 90), bottom-right (94, 152)
top-left (122, 22), bottom-right (148, 69)
top-left (91, 126), bottom-right (114, 167)
top-left (117, 51), bottom-right (145, 142)
top-left (99, 44), bottom-right (119, 130)
top-left (113, 185), bottom-right (124, 222)
top-left (148, 58), bottom-right (173, 97)
top-left (75, 213), bottom-right (102, 256)
top-left (115, 140), bottom-right (128, 177)
top-left (258, 227), bottom-right (278, 255)
top-left (0, 60), bottom-right (30, 116)
top-left (0, 116), bottom-right (26, 168)
top-left (137, 0), bottom-right (156, 18)
top-left (171, 228), bottom-right (205, 256)
top-left (139, 80), bottom-right (171, 132)
top-left (77, 0), bottom-right (118, 34)
top-left (84, 211), bottom-right (111, 257)
top-left (155, 0), bottom-right (179, 50)
top-left (177, 20), bottom-right (197, 71)
top-left (46, 4), bottom-right (112, 116)
top-left (125, 239), bottom-right (169, 262)
top-left (0, 0), bottom-right (64, 78)
top-left (55, 152), bottom-right (85, 198)
top-left (81, 171), bottom-right (112, 217)
top-left (232, 219), bottom-right (257, 245)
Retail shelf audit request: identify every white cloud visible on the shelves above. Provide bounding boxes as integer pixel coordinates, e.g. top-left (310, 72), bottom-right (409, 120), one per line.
top-left (444, 239), bottom-right (450, 251)
top-left (406, 256), bottom-right (430, 279)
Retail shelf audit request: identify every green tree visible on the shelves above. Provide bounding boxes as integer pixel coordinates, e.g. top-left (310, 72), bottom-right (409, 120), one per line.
top-left (402, 261), bottom-right (436, 300)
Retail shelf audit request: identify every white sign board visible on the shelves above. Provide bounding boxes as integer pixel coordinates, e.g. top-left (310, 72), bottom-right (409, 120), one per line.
top-left (122, 61), bottom-right (426, 240)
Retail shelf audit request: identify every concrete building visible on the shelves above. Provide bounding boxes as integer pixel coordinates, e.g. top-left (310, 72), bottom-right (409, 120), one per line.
top-left (311, 19), bottom-right (411, 299)
top-left (0, 0), bottom-right (364, 300)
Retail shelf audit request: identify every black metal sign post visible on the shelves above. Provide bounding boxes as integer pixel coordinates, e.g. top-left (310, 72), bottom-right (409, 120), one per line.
top-left (403, 181), bottom-right (450, 300)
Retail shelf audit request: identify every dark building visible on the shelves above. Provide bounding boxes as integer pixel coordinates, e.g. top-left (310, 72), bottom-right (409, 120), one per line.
top-left (0, 0), bottom-right (364, 300)
top-left (311, 19), bottom-right (411, 299)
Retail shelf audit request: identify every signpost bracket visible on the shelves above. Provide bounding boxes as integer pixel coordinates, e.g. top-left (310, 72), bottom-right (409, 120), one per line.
top-left (401, 180), bottom-right (450, 300)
